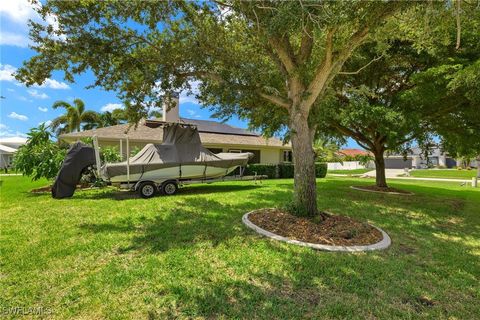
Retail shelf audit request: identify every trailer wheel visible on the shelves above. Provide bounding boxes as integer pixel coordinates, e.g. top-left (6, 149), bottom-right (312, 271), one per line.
top-left (138, 181), bottom-right (157, 198)
top-left (162, 181), bottom-right (178, 195)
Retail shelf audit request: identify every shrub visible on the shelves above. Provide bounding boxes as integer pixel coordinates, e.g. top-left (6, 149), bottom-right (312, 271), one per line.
top-left (100, 146), bottom-right (122, 163)
top-left (13, 124), bottom-right (67, 181)
top-left (278, 163), bottom-right (294, 178)
top-left (244, 164), bottom-right (277, 178)
top-left (315, 162), bottom-right (327, 178)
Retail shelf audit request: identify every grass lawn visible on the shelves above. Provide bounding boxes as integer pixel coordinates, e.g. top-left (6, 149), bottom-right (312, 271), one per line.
top-left (327, 168), bottom-right (371, 175)
top-left (410, 169), bottom-right (478, 180)
top-left (1, 176), bottom-right (479, 319)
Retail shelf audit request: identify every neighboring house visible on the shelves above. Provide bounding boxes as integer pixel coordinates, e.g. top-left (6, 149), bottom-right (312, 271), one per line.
top-left (0, 136), bottom-right (27, 169)
top-left (60, 97), bottom-right (292, 165)
top-left (337, 148), bottom-right (372, 158)
top-left (385, 146), bottom-right (457, 169)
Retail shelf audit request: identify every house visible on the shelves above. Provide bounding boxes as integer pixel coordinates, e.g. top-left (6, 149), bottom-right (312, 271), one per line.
top-left (384, 146), bottom-right (456, 169)
top-left (0, 136), bottom-right (27, 169)
top-left (60, 97), bottom-right (292, 164)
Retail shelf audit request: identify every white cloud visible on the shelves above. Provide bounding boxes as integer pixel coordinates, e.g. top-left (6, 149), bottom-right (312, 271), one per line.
top-left (186, 109), bottom-right (196, 116)
top-left (0, 64), bottom-right (69, 90)
top-left (34, 78), bottom-right (70, 89)
top-left (180, 81), bottom-right (201, 105)
top-left (27, 89), bottom-right (49, 99)
top-left (0, 123), bottom-right (8, 130)
top-left (38, 107), bottom-right (48, 112)
top-left (8, 112), bottom-right (29, 121)
top-left (39, 120), bottom-right (52, 127)
top-left (7, 88), bottom-right (15, 92)
top-left (0, 64), bottom-right (17, 82)
top-left (0, 0), bottom-right (38, 24)
top-left (0, 31), bottom-right (30, 47)
top-left (18, 96), bottom-right (33, 102)
top-left (100, 103), bottom-right (123, 112)
top-left (0, 130), bottom-right (27, 138)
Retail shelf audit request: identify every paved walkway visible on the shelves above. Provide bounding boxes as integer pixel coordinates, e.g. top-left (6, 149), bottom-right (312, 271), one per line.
top-left (361, 169), bottom-right (474, 184)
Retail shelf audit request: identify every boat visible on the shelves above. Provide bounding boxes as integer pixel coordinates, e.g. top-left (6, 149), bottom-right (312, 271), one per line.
top-left (100, 123), bottom-right (253, 196)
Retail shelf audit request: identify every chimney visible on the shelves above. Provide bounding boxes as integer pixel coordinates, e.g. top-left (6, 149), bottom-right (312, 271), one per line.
top-left (162, 93), bottom-right (180, 122)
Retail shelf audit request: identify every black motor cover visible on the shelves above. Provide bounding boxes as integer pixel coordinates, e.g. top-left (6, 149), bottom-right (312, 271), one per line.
top-left (52, 142), bottom-right (96, 199)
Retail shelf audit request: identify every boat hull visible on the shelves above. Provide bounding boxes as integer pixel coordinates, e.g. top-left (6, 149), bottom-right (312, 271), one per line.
top-left (106, 164), bottom-right (240, 183)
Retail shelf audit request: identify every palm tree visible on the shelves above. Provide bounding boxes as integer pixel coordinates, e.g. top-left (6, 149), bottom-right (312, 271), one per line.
top-left (313, 138), bottom-right (343, 162)
top-left (50, 99), bottom-right (99, 135)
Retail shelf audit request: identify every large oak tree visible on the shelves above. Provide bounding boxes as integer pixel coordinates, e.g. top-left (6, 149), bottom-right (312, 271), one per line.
top-left (16, 0), bottom-right (414, 217)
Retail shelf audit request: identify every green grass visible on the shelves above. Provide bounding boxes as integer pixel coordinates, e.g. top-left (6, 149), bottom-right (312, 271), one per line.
top-left (410, 169), bottom-right (478, 179)
top-left (327, 168), bottom-right (371, 175)
top-left (1, 176), bottom-right (479, 319)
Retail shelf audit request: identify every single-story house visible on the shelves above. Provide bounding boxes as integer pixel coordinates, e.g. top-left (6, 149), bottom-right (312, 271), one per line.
top-left (60, 97), bottom-right (292, 165)
top-left (384, 146), bottom-right (457, 169)
top-left (0, 136), bottom-right (27, 169)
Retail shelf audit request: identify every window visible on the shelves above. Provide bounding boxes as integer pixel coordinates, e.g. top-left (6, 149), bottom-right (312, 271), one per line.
top-left (283, 150), bottom-right (292, 162)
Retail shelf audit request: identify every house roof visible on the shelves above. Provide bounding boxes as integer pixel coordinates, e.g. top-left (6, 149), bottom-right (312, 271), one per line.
top-left (0, 144), bottom-right (18, 153)
top-left (60, 118), bottom-right (290, 149)
top-left (338, 148), bottom-right (371, 157)
top-left (0, 137), bottom-right (27, 144)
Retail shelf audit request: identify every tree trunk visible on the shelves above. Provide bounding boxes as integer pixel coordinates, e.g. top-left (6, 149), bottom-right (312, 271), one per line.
top-left (373, 149), bottom-right (388, 188)
top-left (290, 113), bottom-right (318, 218)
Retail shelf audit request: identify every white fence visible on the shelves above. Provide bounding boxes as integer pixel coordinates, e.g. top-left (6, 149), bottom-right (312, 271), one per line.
top-left (327, 161), bottom-right (375, 170)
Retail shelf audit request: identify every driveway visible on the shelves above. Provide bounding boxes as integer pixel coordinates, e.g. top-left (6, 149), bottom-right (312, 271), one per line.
top-left (362, 169), bottom-right (406, 178)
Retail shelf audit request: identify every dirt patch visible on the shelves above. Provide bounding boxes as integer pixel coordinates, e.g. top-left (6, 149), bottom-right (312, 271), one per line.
top-left (30, 184), bottom-right (92, 193)
top-left (248, 208), bottom-right (383, 246)
top-left (352, 185), bottom-right (413, 195)
top-left (30, 185), bottom-right (52, 193)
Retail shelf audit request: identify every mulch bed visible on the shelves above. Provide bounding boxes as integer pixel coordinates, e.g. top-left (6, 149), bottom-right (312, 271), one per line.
top-left (352, 185), bottom-right (413, 195)
top-left (248, 208), bottom-right (383, 246)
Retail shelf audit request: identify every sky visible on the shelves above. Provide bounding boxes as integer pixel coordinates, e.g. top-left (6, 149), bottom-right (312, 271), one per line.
top-left (0, 0), bottom-right (360, 149)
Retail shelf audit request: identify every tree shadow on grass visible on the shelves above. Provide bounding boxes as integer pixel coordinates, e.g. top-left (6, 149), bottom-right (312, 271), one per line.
top-left (80, 188), bottom-right (292, 253)
top-left (76, 178), bottom-right (480, 318)
top-left (71, 183), bottom-right (264, 201)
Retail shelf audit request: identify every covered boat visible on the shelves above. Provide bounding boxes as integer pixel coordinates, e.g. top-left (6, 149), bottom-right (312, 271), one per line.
top-left (101, 123), bottom-right (253, 185)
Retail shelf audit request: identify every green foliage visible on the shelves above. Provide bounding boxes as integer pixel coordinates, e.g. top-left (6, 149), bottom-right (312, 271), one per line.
top-left (243, 163), bottom-right (327, 179)
top-left (356, 155), bottom-right (374, 166)
top-left (13, 124), bottom-right (67, 181)
top-left (100, 146), bottom-right (122, 163)
top-left (244, 164), bottom-right (277, 179)
top-left (129, 146), bottom-right (141, 157)
top-left (282, 200), bottom-right (312, 218)
top-left (278, 163), bottom-right (294, 179)
top-left (315, 163), bottom-right (328, 178)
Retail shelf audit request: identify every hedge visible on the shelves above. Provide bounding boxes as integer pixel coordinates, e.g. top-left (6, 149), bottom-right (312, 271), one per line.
top-left (243, 162), bottom-right (327, 179)
top-left (244, 164), bottom-right (277, 178)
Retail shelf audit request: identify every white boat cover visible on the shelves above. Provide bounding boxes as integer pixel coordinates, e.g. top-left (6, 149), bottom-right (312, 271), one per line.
top-left (102, 123), bottom-right (252, 179)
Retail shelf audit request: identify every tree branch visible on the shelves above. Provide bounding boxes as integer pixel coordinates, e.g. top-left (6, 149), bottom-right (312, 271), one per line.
top-left (297, 22), bottom-right (314, 64)
top-left (176, 71), bottom-right (290, 109)
top-left (338, 54), bottom-right (384, 75)
top-left (257, 91), bottom-right (290, 109)
top-left (268, 35), bottom-right (297, 74)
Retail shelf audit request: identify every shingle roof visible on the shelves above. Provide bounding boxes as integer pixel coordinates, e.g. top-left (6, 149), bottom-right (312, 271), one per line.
top-left (60, 118), bottom-right (290, 148)
top-left (338, 148), bottom-right (371, 157)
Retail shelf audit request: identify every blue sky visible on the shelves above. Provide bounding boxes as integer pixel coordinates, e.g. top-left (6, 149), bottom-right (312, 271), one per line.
top-left (0, 1), bottom-right (359, 148)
